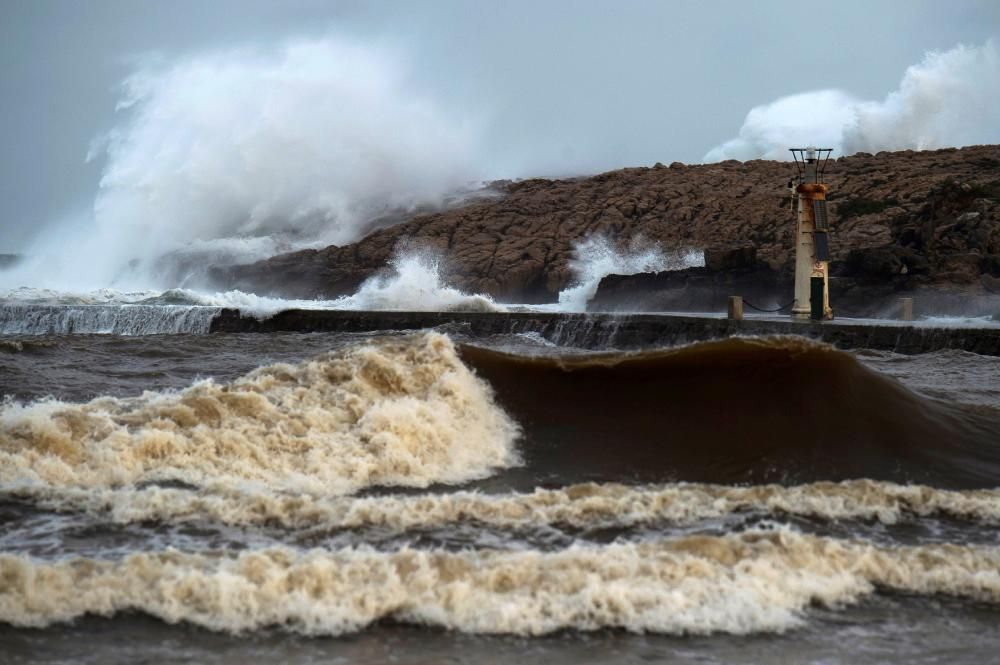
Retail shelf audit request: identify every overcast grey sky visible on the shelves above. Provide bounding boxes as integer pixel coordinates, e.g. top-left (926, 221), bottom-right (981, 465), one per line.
top-left (1, 0), bottom-right (998, 251)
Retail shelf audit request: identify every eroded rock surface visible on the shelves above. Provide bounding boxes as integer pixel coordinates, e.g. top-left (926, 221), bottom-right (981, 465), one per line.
top-left (213, 145), bottom-right (1000, 304)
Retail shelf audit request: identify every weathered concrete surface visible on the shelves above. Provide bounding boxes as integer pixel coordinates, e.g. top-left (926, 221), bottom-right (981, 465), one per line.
top-left (210, 309), bottom-right (1000, 356)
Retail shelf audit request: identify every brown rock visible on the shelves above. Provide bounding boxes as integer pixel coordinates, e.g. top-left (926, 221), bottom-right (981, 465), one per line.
top-left (212, 145), bottom-right (1000, 302)
top-left (704, 247), bottom-right (758, 271)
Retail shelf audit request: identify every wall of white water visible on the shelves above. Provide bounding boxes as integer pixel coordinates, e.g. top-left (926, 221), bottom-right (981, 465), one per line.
top-left (4, 37), bottom-right (482, 292)
top-left (705, 40), bottom-right (999, 161)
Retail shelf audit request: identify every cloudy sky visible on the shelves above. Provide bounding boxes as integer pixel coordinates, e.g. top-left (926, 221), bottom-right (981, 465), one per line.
top-left (2, 0), bottom-right (998, 252)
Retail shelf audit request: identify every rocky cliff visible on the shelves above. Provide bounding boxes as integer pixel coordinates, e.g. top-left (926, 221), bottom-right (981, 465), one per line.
top-left (212, 145), bottom-right (1000, 305)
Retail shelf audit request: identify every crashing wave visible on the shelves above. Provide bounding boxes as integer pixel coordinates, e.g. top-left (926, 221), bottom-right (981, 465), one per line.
top-left (0, 333), bottom-right (520, 494)
top-left (0, 304), bottom-right (222, 336)
top-left (556, 237), bottom-right (703, 312)
top-left (2, 529), bottom-right (999, 635)
top-left (331, 253), bottom-right (504, 312)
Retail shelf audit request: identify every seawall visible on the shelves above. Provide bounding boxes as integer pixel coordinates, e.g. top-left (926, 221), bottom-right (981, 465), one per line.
top-left (210, 309), bottom-right (1000, 355)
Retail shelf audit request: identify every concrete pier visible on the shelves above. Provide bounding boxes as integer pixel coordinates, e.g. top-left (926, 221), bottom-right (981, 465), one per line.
top-left (209, 309), bottom-right (1000, 356)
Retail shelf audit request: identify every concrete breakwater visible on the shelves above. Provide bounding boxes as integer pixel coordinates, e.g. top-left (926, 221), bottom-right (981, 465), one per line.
top-left (209, 309), bottom-right (1000, 355)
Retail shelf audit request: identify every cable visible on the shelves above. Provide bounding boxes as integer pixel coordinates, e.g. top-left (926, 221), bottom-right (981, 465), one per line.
top-left (741, 298), bottom-right (795, 313)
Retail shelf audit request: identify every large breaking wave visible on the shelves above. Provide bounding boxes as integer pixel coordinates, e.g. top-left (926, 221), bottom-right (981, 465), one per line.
top-left (4, 334), bottom-right (999, 505)
top-left (3, 37), bottom-right (483, 293)
top-left (4, 333), bottom-right (1000, 637)
top-left (0, 333), bottom-right (520, 495)
top-left (460, 335), bottom-right (1000, 488)
top-left (705, 40), bottom-right (1000, 161)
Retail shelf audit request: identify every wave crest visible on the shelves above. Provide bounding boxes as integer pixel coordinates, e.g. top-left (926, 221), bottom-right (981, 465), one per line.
top-left (2, 530), bottom-right (999, 635)
top-left (0, 333), bottom-right (520, 495)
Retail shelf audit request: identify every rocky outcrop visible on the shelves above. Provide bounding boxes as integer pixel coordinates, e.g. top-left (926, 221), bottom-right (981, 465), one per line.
top-left (591, 247), bottom-right (791, 313)
top-left (593, 178), bottom-right (1000, 316)
top-left (212, 145), bottom-right (1000, 304)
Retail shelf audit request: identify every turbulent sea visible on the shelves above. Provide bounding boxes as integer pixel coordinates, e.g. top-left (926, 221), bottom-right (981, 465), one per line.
top-left (2, 318), bottom-right (1000, 664)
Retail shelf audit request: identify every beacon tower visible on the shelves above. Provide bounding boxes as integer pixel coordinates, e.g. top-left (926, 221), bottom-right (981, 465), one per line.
top-left (789, 147), bottom-right (833, 320)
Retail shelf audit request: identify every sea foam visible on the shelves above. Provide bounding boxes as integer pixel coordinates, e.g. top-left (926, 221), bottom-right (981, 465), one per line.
top-left (12, 479), bottom-right (1000, 533)
top-left (2, 530), bottom-right (999, 635)
top-left (0, 333), bottom-right (520, 495)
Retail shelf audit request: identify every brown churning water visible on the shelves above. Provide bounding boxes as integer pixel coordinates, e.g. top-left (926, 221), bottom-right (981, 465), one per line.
top-left (2, 330), bottom-right (1000, 664)
top-left (460, 336), bottom-right (1000, 488)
